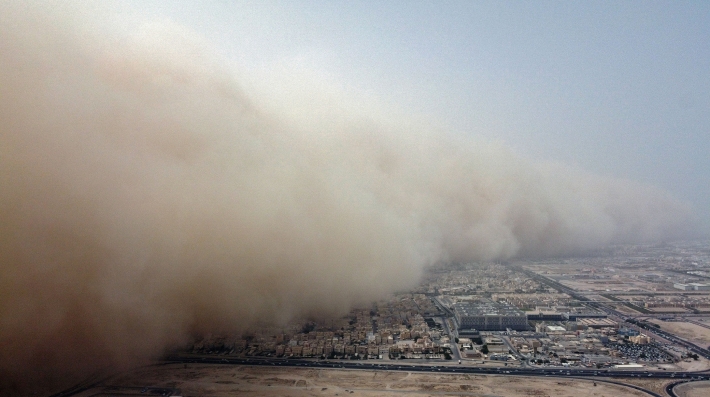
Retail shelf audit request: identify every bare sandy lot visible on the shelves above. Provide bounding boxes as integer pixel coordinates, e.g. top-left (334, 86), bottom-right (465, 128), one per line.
top-left (72, 364), bottom-right (658, 397)
top-left (672, 380), bottom-right (710, 397)
top-left (648, 319), bottom-right (710, 345)
top-left (611, 304), bottom-right (643, 314)
top-left (610, 377), bottom-right (676, 397)
top-left (647, 307), bottom-right (689, 313)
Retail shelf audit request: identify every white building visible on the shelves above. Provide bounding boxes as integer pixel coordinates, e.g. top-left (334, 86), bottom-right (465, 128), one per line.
top-left (689, 283), bottom-right (710, 291)
top-left (454, 300), bottom-right (528, 331)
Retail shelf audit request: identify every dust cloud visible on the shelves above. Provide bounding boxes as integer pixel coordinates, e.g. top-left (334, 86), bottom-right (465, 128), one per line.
top-left (0, 3), bottom-right (695, 393)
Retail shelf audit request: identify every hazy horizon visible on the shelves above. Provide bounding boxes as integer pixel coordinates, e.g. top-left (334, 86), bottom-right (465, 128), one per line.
top-left (82, 0), bottom-right (710, 231)
top-left (1, 1), bottom-right (707, 393)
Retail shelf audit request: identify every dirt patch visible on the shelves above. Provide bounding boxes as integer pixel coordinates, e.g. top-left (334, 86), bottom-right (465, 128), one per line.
top-left (648, 319), bottom-right (710, 345)
top-left (614, 377), bottom-right (677, 396)
top-left (67, 364), bottom-right (660, 397)
top-left (672, 380), bottom-right (710, 397)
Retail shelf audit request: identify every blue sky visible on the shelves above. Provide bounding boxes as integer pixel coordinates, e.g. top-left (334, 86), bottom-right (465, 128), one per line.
top-left (87, 0), bottom-right (710, 231)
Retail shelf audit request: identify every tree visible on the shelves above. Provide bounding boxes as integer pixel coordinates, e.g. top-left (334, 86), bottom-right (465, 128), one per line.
top-left (481, 345), bottom-right (489, 355)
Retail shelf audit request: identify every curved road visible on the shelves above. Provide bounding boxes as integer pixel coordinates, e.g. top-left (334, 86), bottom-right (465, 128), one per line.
top-left (51, 355), bottom-right (710, 397)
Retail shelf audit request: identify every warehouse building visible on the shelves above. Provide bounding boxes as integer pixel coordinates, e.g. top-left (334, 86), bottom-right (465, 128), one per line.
top-left (454, 300), bottom-right (529, 331)
top-left (689, 283), bottom-right (710, 291)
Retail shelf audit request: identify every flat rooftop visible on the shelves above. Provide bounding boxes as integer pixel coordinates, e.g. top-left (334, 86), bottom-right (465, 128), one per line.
top-left (453, 301), bottom-right (526, 317)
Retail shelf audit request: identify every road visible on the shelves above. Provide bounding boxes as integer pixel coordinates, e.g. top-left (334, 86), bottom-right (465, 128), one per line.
top-left (164, 354), bottom-right (710, 380)
top-left (163, 355), bottom-right (710, 397)
top-left (437, 315), bottom-right (461, 362)
top-left (517, 267), bottom-right (710, 361)
top-left (664, 379), bottom-right (710, 397)
top-left (48, 353), bottom-right (710, 397)
top-left (430, 295), bottom-right (463, 362)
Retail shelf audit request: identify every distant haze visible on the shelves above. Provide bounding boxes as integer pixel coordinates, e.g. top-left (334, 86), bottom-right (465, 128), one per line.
top-left (0, 2), bottom-right (699, 393)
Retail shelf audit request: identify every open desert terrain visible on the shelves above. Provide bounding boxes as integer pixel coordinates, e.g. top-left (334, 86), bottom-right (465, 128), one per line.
top-left (648, 320), bottom-right (710, 347)
top-left (72, 364), bottom-right (657, 397)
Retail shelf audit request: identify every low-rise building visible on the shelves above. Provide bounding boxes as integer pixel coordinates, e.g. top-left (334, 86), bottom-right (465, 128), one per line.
top-left (454, 300), bottom-right (528, 331)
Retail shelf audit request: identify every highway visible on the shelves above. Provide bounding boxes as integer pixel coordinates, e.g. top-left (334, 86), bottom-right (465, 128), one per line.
top-left (51, 267), bottom-right (710, 397)
top-left (517, 267), bottom-right (710, 361)
top-left (159, 355), bottom-right (710, 397)
top-left (664, 379), bottom-right (710, 397)
top-left (48, 354), bottom-right (710, 397)
top-left (164, 354), bottom-right (710, 380)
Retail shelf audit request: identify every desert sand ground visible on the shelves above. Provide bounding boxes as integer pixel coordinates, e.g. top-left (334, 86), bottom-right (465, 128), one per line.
top-left (673, 357), bottom-right (710, 372)
top-left (610, 304), bottom-right (643, 314)
top-left (648, 319), bottom-right (710, 346)
top-left (647, 307), bottom-right (690, 313)
top-left (672, 380), bottom-right (710, 397)
top-left (71, 364), bottom-right (662, 397)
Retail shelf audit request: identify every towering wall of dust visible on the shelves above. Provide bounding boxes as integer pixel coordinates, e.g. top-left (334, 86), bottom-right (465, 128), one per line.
top-left (0, 3), bottom-right (695, 392)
